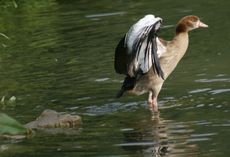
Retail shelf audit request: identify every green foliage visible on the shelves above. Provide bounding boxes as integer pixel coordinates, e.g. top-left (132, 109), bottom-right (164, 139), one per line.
top-left (0, 96), bottom-right (17, 110)
top-left (0, 113), bottom-right (28, 135)
top-left (0, 0), bottom-right (18, 8)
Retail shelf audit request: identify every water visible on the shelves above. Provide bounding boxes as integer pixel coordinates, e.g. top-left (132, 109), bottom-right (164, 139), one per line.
top-left (0, 0), bottom-right (229, 156)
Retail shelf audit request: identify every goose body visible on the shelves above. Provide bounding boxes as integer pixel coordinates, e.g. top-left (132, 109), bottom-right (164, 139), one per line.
top-left (114, 15), bottom-right (208, 111)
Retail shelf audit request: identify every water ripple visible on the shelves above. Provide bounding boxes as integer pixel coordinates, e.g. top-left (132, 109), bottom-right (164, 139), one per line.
top-left (188, 88), bottom-right (211, 94)
top-left (84, 102), bottom-right (140, 115)
top-left (115, 141), bottom-right (157, 147)
top-left (195, 78), bottom-right (230, 83)
top-left (209, 89), bottom-right (230, 94)
top-left (190, 133), bottom-right (218, 138)
top-left (85, 11), bottom-right (126, 18)
top-left (187, 138), bottom-right (211, 142)
top-left (95, 78), bottom-right (110, 82)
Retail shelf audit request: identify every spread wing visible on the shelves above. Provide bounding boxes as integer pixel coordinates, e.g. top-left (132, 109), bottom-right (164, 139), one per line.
top-left (114, 14), bottom-right (165, 79)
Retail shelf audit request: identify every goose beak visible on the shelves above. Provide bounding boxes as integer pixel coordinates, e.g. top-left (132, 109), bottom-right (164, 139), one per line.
top-left (198, 21), bottom-right (208, 28)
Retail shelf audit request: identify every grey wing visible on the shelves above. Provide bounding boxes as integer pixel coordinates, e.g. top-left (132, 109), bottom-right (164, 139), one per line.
top-left (126, 21), bottom-right (164, 79)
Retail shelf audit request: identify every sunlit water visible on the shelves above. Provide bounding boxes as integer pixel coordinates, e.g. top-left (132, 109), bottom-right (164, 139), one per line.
top-left (0, 0), bottom-right (229, 157)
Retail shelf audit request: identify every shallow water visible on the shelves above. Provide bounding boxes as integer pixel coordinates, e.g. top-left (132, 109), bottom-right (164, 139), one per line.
top-left (0, 0), bottom-right (229, 156)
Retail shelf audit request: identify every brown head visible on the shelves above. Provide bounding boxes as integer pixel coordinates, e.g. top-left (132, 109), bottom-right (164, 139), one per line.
top-left (176, 15), bottom-right (208, 34)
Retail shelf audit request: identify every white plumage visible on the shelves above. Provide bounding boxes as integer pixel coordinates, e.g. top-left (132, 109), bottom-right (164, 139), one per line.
top-left (125, 14), bottom-right (162, 54)
top-left (123, 14), bottom-right (164, 78)
top-left (156, 37), bottom-right (166, 57)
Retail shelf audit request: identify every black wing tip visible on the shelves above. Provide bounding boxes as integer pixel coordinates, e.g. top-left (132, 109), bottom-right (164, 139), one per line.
top-left (151, 35), bottom-right (165, 80)
top-left (154, 63), bottom-right (165, 80)
top-left (114, 35), bottom-right (127, 74)
top-left (116, 89), bottom-right (124, 98)
top-left (159, 70), bottom-right (165, 80)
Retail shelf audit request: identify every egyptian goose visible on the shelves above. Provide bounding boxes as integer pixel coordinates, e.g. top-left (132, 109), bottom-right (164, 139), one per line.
top-left (114, 15), bottom-right (208, 111)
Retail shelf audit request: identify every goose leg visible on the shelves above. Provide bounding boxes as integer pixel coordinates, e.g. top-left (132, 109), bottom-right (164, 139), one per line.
top-left (151, 97), bottom-right (158, 112)
top-left (148, 92), bottom-right (158, 112)
top-left (148, 91), bottom-right (153, 105)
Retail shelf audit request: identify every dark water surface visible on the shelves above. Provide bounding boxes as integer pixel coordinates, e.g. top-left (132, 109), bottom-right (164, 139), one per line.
top-left (0, 0), bottom-right (229, 156)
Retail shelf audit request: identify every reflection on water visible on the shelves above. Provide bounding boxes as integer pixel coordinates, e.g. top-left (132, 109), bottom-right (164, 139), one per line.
top-left (0, 0), bottom-right (230, 157)
top-left (81, 102), bottom-right (226, 157)
top-left (116, 111), bottom-right (224, 157)
top-left (117, 112), bottom-right (199, 157)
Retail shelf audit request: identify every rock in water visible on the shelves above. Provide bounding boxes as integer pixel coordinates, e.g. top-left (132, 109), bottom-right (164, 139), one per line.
top-left (25, 109), bottom-right (82, 129)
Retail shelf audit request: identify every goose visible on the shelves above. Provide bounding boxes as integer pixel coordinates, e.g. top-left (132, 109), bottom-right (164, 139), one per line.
top-left (114, 14), bottom-right (208, 111)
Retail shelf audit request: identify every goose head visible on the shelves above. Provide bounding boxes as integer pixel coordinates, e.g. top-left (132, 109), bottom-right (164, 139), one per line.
top-left (176, 15), bottom-right (208, 34)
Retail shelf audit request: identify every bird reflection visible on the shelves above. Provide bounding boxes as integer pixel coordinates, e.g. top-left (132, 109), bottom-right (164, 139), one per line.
top-left (146, 112), bottom-right (170, 156)
top-left (121, 111), bottom-right (198, 157)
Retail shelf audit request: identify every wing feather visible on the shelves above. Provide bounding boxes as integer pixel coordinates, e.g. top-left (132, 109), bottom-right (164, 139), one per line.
top-left (126, 15), bottom-right (164, 79)
top-left (114, 14), bottom-right (165, 79)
